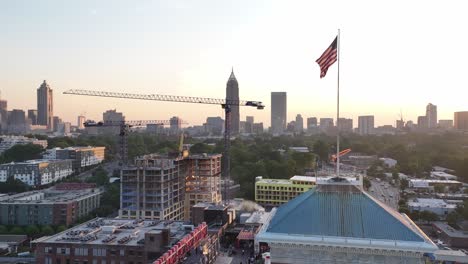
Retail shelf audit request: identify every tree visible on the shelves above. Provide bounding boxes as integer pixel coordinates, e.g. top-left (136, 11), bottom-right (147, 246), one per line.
top-left (434, 184), bottom-right (445, 193)
top-left (56, 225), bottom-right (67, 233)
top-left (189, 143), bottom-right (214, 154)
top-left (0, 177), bottom-right (29, 193)
top-left (0, 225), bottom-right (7, 234)
top-left (41, 225), bottom-right (54, 236)
top-left (1, 143), bottom-right (44, 163)
top-left (363, 177), bottom-right (371, 190)
top-left (419, 210), bottom-right (439, 222)
top-left (9, 226), bottom-right (25, 235)
top-left (312, 140), bottom-right (329, 164)
top-left (86, 167), bottom-right (109, 186)
top-left (25, 225), bottom-right (40, 237)
top-left (400, 178), bottom-right (409, 190)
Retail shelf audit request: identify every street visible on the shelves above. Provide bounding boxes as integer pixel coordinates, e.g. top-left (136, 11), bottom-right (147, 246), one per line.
top-left (368, 178), bottom-right (400, 210)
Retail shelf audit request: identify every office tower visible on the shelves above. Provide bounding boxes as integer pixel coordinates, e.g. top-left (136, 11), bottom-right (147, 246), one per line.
top-left (417, 116), bottom-right (428, 129)
top-left (102, 109), bottom-right (125, 134)
top-left (357, 115), bottom-right (374, 135)
top-left (252, 123), bottom-right (264, 134)
top-left (170, 116), bottom-right (182, 134)
top-left (454, 111), bottom-right (468, 130)
top-left (337, 118), bottom-right (353, 133)
top-left (426, 103), bottom-right (437, 128)
top-left (7, 109), bottom-right (27, 134)
top-left (246, 116), bottom-right (254, 124)
top-left (205, 117), bottom-right (224, 135)
top-left (52, 116), bottom-right (62, 132)
top-left (271, 92), bottom-right (287, 134)
top-left (396, 119), bottom-right (405, 129)
top-left (226, 69), bottom-right (239, 134)
top-left (307, 117), bottom-right (317, 129)
top-left (319, 118), bottom-right (334, 130)
top-left (27, 109), bottom-right (37, 125)
top-left (0, 99), bottom-right (7, 132)
top-left (295, 114), bottom-right (304, 133)
top-left (119, 155), bottom-right (186, 220)
top-left (77, 115), bottom-right (86, 129)
top-left (438, 120), bottom-right (453, 129)
top-left (37, 80), bottom-right (53, 131)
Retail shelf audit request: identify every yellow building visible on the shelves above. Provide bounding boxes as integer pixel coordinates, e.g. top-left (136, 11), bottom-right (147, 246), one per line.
top-left (255, 175), bottom-right (316, 208)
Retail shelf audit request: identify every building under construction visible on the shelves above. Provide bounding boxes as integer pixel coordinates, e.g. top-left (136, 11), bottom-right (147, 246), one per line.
top-left (119, 154), bottom-right (186, 221)
top-left (184, 154), bottom-right (222, 221)
top-left (119, 153), bottom-right (222, 221)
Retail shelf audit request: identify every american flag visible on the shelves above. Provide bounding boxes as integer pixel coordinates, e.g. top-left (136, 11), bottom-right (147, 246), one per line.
top-left (316, 36), bottom-right (338, 78)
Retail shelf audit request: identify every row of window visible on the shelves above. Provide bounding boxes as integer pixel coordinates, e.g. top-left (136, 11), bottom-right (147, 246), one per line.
top-left (256, 185), bottom-right (309, 191)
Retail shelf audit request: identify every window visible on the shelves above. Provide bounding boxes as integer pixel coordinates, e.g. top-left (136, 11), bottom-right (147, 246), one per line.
top-left (45, 257), bottom-right (52, 264)
top-left (92, 248), bottom-right (106, 257)
top-left (120, 249), bottom-right (125, 256)
top-left (75, 248), bottom-right (88, 256)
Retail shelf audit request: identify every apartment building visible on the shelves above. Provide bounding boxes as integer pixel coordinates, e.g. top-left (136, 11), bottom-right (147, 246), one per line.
top-left (0, 159), bottom-right (73, 186)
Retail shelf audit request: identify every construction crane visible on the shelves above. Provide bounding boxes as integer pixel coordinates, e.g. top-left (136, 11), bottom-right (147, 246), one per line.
top-left (83, 119), bottom-right (187, 165)
top-left (330, 148), bottom-right (351, 163)
top-left (65, 89), bottom-right (265, 200)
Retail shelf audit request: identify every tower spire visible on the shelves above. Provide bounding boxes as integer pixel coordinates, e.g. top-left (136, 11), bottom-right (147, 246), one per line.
top-left (229, 67), bottom-right (236, 81)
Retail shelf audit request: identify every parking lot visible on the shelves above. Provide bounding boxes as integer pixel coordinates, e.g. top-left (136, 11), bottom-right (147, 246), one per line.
top-left (368, 178), bottom-right (400, 209)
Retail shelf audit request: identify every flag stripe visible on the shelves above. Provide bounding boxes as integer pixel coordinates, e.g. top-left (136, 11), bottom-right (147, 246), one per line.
top-left (316, 36), bottom-right (338, 78)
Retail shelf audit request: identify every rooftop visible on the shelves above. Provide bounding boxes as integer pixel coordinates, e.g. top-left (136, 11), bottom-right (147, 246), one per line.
top-left (34, 218), bottom-right (192, 246)
top-left (260, 181), bottom-right (435, 248)
top-left (0, 188), bottom-right (102, 204)
top-left (408, 198), bottom-right (456, 209)
top-left (433, 222), bottom-right (468, 239)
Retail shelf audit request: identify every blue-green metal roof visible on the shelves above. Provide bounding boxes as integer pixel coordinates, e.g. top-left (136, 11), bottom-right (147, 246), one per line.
top-left (266, 187), bottom-right (425, 242)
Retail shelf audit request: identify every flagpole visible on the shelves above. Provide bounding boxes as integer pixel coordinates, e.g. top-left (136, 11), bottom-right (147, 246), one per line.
top-left (336, 29), bottom-right (341, 177)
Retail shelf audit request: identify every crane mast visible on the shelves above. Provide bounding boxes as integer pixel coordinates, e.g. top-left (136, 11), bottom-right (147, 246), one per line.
top-left (66, 89), bottom-right (264, 201)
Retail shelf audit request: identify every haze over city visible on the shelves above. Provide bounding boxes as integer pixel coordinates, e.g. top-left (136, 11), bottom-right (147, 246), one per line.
top-left (2, 0), bottom-right (468, 127)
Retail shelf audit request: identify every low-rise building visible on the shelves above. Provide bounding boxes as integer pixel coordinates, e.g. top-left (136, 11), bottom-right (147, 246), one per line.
top-left (409, 179), bottom-right (463, 190)
top-left (348, 155), bottom-right (378, 168)
top-left (0, 135), bottom-right (48, 153)
top-left (33, 218), bottom-right (208, 264)
top-left (432, 222), bottom-right (468, 248)
top-left (408, 198), bottom-right (457, 217)
top-left (430, 171), bottom-right (458, 180)
top-left (0, 159), bottom-right (73, 186)
top-left (0, 186), bottom-right (102, 226)
top-left (45, 146), bottom-right (105, 171)
top-left (255, 176), bottom-right (314, 208)
top-left (379, 157), bottom-right (397, 168)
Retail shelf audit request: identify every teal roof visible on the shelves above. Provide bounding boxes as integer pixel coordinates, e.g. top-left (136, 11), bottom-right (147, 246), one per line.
top-left (267, 185), bottom-right (425, 242)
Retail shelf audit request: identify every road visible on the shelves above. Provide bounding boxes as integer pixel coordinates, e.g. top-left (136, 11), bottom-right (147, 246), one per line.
top-left (368, 178), bottom-right (400, 210)
top-left (0, 257), bottom-right (35, 263)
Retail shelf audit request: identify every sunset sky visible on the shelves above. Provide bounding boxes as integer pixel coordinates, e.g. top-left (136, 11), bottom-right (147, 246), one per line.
top-left (1, 0), bottom-right (467, 127)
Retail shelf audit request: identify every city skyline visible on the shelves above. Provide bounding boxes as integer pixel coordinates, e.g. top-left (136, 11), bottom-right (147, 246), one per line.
top-left (2, 1), bottom-right (467, 127)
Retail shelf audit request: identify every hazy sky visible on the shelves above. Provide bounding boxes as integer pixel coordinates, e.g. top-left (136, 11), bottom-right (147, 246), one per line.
top-left (1, 0), bottom-right (467, 127)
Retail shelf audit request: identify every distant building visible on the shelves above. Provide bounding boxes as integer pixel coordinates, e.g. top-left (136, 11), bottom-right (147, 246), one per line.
top-left (52, 116), bottom-right (62, 132)
top-left (409, 179), bottom-right (462, 190)
top-left (289, 147), bottom-right (309, 153)
top-left (295, 114), bottom-right (304, 133)
top-left (169, 116), bottom-right (182, 134)
top-left (396, 119), bottom-right (405, 130)
top-left (417, 115), bottom-right (428, 129)
top-left (37, 80), bottom-right (53, 131)
top-left (56, 122), bottom-right (71, 136)
top-left (408, 198), bottom-right (456, 217)
top-left (77, 115), bottom-right (86, 129)
top-left (337, 118), bottom-right (353, 133)
top-left (426, 103), bottom-right (437, 129)
top-left (119, 155), bottom-right (185, 221)
top-left (319, 118), bottom-right (334, 131)
top-left (357, 115), bottom-right (374, 135)
top-left (27, 109), bottom-right (38, 125)
top-left (246, 116), bottom-right (254, 124)
top-left (33, 218), bottom-right (208, 264)
top-left (379, 157), bottom-right (397, 168)
top-left (102, 109), bottom-right (125, 134)
top-left (271, 92), bottom-right (287, 134)
top-left (0, 185), bottom-right (102, 226)
top-left (7, 109), bottom-right (27, 134)
top-left (454, 111), bottom-right (468, 130)
top-left (430, 171), bottom-right (457, 180)
top-left (374, 125), bottom-right (396, 135)
top-left (146, 123), bottom-right (164, 134)
top-left (438, 119), bottom-right (453, 129)
top-left (0, 135), bottom-right (47, 153)
top-left (226, 69), bottom-right (240, 134)
top-left (255, 176), bottom-right (316, 208)
top-left (205, 116), bottom-right (224, 135)
top-left (0, 159), bottom-right (73, 187)
top-left (349, 155), bottom-right (377, 168)
top-left (307, 117), bottom-right (317, 130)
top-left (0, 99), bottom-right (7, 132)
top-left (252, 123), bottom-right (264, 134)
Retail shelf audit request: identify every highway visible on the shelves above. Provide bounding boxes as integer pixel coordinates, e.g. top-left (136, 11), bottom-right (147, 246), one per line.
top-left (368, 178), bottom-right (400, 210)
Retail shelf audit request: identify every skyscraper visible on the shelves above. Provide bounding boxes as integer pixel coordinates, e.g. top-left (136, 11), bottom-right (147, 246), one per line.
top-left (170, 116), bottom-right (182, 134)
top-left (37, 80), bottom-right (53, 131)
top-left (271, 92), bottom-right (287, 134)
top-left (426, 103), bottom-right (437, 128)
top-left (358, 115), bottom-right (374, 135)
top-left (0, 98), bottom-right (7, 132)
top-left (226, 69), bottom-right (239, 134)
top-left (295, 114), bottom-right (304, 133)
top-left (454, 111), bottom-right (468, 131)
